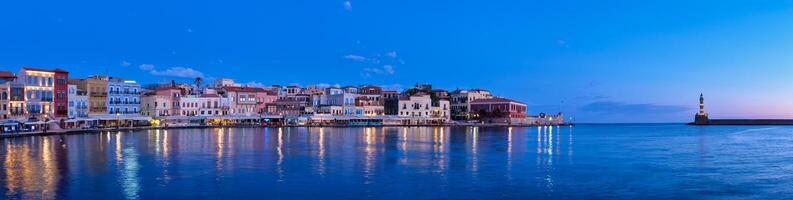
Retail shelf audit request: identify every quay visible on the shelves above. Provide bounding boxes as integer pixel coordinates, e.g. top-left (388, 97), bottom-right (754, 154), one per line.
top-left (0, 122), bottom-right (575, 138)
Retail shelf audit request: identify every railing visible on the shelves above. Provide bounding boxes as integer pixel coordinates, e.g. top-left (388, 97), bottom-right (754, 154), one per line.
top-left (108, 101), bottom-right (140, 105)
top-left (108, 91), bottom-right (140, 95)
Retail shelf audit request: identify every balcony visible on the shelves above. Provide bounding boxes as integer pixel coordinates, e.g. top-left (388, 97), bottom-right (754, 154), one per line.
top-left (90, 92), bottom-right (107, 97)
top-left (109, 101), bottom-right (140, 105)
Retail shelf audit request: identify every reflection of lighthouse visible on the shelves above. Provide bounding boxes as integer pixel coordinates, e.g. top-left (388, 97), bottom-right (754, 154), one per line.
top-left (694, 93), bottom-right (709, 125)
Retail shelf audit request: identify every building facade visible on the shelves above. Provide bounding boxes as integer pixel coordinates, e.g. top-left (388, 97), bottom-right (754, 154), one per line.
top-left (450, 89), bottom-right (492, 121)
top-left (17, 68), bottom-right (57, 118)
top-left (107, 77), bottom-right (141, 114)
top-left (67, 84), bottom-right (89, 118)
top-left (75, 76), bottom-right (108, 115)
top-left (0, 71), bottom-right (16, 119)
top-left (470, 97), bottom-right (527, 124)
top-left (53, 69), bottom-right (69, 118)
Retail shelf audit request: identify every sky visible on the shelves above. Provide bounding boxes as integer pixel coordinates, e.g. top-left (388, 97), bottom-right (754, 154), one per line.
top-left (1, 0), bottom-right (793, 123)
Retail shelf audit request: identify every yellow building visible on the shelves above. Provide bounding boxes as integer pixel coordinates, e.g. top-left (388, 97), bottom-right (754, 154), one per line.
top-left (74, 76), bottom-right (108, 115)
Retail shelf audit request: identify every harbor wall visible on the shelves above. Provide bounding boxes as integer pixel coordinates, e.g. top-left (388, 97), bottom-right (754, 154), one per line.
top-left (705, 119), bottom-right (793, 125)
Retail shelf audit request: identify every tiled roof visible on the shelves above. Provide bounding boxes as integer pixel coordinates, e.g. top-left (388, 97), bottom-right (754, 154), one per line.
top-left (471, 97), bottom-right (525, 105)
top-left (224, 86), bottom-right (268, 93)
top-left (200, 94), bottom-right (220, 98)
top-left (0, 71), bottom-right (16, 78)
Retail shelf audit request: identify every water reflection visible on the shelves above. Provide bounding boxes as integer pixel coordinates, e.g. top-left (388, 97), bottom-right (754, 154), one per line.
top-left (536, 126), bottom-right (572, 196)
top-left (0, 126), bottom-right (584, 199)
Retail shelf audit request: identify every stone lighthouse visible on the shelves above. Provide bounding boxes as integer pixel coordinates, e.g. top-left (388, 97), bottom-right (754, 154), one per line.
top-left (694, 93), bottom-right (709, 125)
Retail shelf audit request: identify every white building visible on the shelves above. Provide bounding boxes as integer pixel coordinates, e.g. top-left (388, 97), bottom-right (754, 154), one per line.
top-left (107, 77), bottom-right (140, 114)
top-left (398, 93), bottom-right (450, 121)
top-left (179, 95), bottom-right (201, 116)
top-left (67, 85), bottom-right (89, 118)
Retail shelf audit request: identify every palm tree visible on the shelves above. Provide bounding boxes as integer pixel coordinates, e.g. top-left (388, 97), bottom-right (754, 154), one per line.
top-left (194, 77), bottom-right (203, 94)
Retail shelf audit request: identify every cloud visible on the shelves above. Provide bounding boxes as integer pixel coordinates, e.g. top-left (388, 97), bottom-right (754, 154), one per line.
top-left (246, 81), bottom-right (267, 88)
top-left (579, 101), bottom-right (691, 115)
top-left (344, 54), bottom-right (367, 62)
top-left (380, 84), bottom-right (403, 91)
top-left (316, 83), bottom-right (334, 89)
top-left (386, 51), bottom-right (397, 58)
top-left (383, 65), bottom-right (395, 75)
top-left (120, 60), bottom-right (131, 67)
top-left (343, 1), bottom-right (352, 11)
top-left (362, 65), bottom-right (395, 77)
top-left (557, 39), bottom-right (570, 48)
top-left (139, 64), bottom-right (155, 71)
top-left (186, 28), bottom-right (193, 33)
top-left (150, 67), bottom-right (205, 79)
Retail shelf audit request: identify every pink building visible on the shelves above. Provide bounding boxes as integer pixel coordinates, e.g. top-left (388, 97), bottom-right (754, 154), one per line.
top-left (470, 97), bottom-right (527, 123)
top-left (223, 86), bottom-right (273, 115)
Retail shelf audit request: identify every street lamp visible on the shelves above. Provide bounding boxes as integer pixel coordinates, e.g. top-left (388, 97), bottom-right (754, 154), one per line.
top-left (116, 113), bottom-right (120, 129)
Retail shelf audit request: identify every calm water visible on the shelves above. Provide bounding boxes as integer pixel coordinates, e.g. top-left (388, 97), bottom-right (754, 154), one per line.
top-left (1, 125), bottom-right (793, 199)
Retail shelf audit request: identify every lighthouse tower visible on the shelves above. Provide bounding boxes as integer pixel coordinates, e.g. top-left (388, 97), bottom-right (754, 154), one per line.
top-left (694, 93), bottom-right (709, 125)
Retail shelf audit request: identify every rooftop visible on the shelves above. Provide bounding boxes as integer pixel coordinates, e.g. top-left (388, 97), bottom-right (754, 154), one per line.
top-left (471, 97), bottom-right (525, 105)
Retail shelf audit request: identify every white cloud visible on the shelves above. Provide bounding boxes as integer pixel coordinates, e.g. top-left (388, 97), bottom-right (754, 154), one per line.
top-left (380, 84), bottom-right (403, 91)
top-left (246, 81), bottom-right (267, 88)
top-left (362, 65), bottom-right (395, 77)
top-left (343, 1), bottom-right (352, 11)
top-left (344, 54), bottom-right (367, 62)
top-left (557, 39), bottom-right (570, 48)
top-left (150, 67), bottom-right (205, 79)
top-left (139, 64), bottom-right (155, 71)
top-left (120, 60), bottom-right (131, 67)
top-left (386, 51), bottom-right (397, 58)
top-left (316, 83), bottom-right (331, 89)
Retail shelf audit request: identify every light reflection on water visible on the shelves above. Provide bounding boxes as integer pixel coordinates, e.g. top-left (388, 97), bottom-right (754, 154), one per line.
top-left (2, 125), bottom-right (793, 199)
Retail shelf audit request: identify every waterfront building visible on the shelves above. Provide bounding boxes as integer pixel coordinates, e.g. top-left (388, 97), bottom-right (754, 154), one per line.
top-left (67, 85), bottom-right (89, 118)
top-left (8, 82), bottom-right (25, 118)
top-left (17, 67), bottom-right (59, 118)
top-left (75, 76), bottom-right (108, 115)
top-left (358, 86), bottom-right (384, 116)
top-left (398, 93), bottom-right (450, 121)
top-left (223, 86), bottom-right (271, 115)
top-left (450, 89), bottom-right (492, 120)
top-left (0, 71), bottom-right (16, 119)
top-left (382, 90), bottom-right (399, 115)
top-left (197, 93), bottom-right (225, 116)
top-left (470, 97), bottom-right (527, 124)
top-left (140, 87), bottom-right (183, 117)
top-left (107, 77), bottom-right (140, 114)
top-left (270, 94), bottom-right (311, 115)
top-left (179, 95), bottom-right (201, 116)
top-left (53, 69), bottom-right (69, 118)
top-left (324, 93), bottom-right (361, 115)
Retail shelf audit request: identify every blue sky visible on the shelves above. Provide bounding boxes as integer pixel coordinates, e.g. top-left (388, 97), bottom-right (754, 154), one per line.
top-left (1, 0), bottom-right (793, 122)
